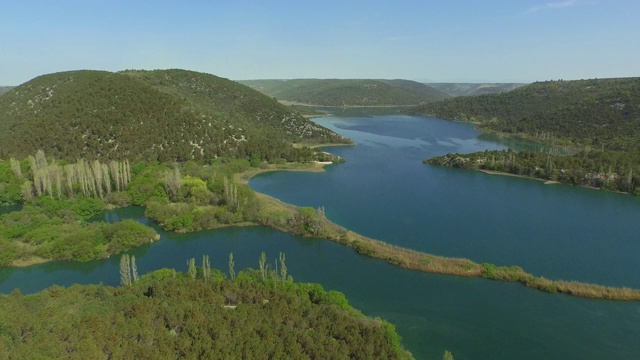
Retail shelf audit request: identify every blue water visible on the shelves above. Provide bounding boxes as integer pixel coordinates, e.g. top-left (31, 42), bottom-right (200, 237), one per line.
top-left (252, 116), bottom-right (640, 289)
top-left (1, 115), bottom-right (639, 359)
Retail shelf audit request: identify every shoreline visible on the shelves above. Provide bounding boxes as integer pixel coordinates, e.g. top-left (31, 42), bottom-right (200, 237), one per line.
top-left (477, 169), bottom-right (632, 194)
top-left (6, 159), bottom-right (639, 301)
top-left (479, 169), bottom-right (559, 184)
top-left (240, 163), bottom-right (640, 301)
top-left (279, 100), bottom-right (421, 108)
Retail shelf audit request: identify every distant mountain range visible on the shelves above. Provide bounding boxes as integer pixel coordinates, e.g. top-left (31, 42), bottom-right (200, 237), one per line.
top-left (425, 83), bottom-right (526, 97)
top-left (0, 70), bottom-right (349, 162)
top-left (239, 79), bottom-right (451, 106)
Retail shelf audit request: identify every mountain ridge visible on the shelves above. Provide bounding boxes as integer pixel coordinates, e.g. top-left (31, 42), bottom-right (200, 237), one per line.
top-left (426, 82), bottom-right (526, 97)
top-left (239, 78), bottom-right (451, 106)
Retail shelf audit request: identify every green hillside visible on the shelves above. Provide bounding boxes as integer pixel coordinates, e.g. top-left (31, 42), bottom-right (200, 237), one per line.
top-left (426, 83), bottom-right (526, 97)
top-left (239, 79), bottom-right (451, 106)
top-left (418, 78), bottom-right (640, 194)
top-left (0, 70), bottom-right (349, 162)
top-left (0, 267), bottom-right (412, 359)
top-left (412, 77), bottom-right (640, 151)
top-left (0, 86), bottom-right (14, 96)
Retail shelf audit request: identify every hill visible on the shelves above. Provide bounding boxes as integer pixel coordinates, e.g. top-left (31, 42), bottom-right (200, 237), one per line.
top-left (0, 86), bottom-right (14, 96)
top-left (426, 83), bottom-right (526, 97)
top-left (418, 78), bottom-right (640, 194)
top-left (412, 77), bottom-right (640, 152)
top-left (0, 267), bottom-right (413, 359)
top-left (239, 79), bottom-right (451, 106)
top-left (0, 70), bottom-right (349, 162)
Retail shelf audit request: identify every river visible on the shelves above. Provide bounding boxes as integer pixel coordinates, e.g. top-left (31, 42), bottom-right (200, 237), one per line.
top-left (1, 115), bottom-right (639, 359)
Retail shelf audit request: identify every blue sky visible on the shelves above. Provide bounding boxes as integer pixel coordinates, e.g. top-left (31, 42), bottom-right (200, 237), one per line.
top-left (1, 0), bottom-right (638, 84)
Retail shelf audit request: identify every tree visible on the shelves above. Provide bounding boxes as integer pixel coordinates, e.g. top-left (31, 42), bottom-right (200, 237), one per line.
top-left (443, 350), bottom-right (455, 360)
top-left (279, 252), bottom-right (287, 281)
top-left (202, 255), bottom-right (211, 282)
top-left (228, 252), bottom-right (235, 280)
top-left (119, 254), bottom-right (131, 286)
top-left (187, 258), bottom-right (197, 279)
top-left (131, 255), bottom-right (139, 282)
top-left (164, 167), bottom-right (181, 201)
top-left (21, 180), bottom-right (34, 201)
top-left (259, 252), bottom-right (267, 281)
top-left (9, 158), bottom-right (22, 178)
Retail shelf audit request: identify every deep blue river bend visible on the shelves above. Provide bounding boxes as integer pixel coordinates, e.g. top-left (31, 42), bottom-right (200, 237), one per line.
top-left (1, 115), bottom-right (639, 359)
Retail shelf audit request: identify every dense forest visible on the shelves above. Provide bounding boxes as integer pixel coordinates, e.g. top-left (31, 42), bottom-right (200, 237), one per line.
top-left (0, 265), bottom-right (413, 359)
top-left (0, 70), bottom-right (350, 162)
top-left (416, 78), bottom-right (640, 193)
top-left (239, 79), bottom-right (451, 106)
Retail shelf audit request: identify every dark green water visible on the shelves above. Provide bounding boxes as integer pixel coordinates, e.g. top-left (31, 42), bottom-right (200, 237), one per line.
top-left (1, 115), bottom-right (639, 359)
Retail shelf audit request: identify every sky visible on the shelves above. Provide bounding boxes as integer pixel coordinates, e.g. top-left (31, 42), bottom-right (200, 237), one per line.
top-left (1, 0), bottom-right (639, 85)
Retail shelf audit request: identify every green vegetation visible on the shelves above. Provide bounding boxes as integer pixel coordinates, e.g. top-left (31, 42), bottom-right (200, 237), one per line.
top-left (426, 149), bottom-right (640, 194)
top-left (240, 79), bottom-right (451, 106)
top-left (0, 69), bottom-right (350, 162)
top-left (3, 145), bottom-right (640, 301)
top-left (0, 150), bottom-right (344, 265)
top-left (416, 78), bottom-right (640, 193)
top-left (0, 201), bottom-right (157, 266)
top-left (0, 86), bottom-right (13, 96)
top-left (0, 151), bottom-right (158, 265)
top-left (426, 83), bottom-right (526, 97)
top-left (0, 263), bottom-right (413, 359)
top-left (413, 77), bottom-right (640, 151)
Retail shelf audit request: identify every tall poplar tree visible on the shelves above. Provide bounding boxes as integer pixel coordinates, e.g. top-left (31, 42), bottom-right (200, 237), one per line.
top-left (228, 253), bottom-right (235, 280)
top-left (119, 254), bottom-right (131, 286)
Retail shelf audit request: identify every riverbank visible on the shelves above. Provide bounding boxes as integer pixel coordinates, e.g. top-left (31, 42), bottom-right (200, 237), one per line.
top-left (479, 169), bottom-right (559, 185)
top-left (240, 165), bottom-right (640, 301)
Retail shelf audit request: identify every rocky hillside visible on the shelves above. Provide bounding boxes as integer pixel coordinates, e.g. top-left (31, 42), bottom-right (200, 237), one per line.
top-left (0, 70), bottom-right (349, 162)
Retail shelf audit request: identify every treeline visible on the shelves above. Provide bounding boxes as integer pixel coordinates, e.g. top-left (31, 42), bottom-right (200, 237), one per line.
top-left (0, 149), bottom-right (346, 265)
top-left (411, 77), bottom-right (640, 152)
top-left (0, 265), bottom-right (413, 359)
top-left (425, 149), bottom-right (640, 194)
top-left (20, 150), bottom-right (131, 201)
top-left (0, 69), bottom-right (350, 163)
top-left (0, 151), bottom-right (156, 266)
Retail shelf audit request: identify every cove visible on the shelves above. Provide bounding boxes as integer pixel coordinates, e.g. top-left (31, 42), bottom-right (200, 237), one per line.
top-left (0, 116), bottom-right (639, 359)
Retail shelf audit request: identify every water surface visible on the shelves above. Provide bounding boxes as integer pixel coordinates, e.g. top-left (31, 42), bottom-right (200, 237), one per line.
top-left (1, 115), bottom-right (639, 359)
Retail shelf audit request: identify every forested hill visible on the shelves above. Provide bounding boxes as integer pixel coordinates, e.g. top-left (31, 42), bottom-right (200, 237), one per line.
top-left (411, 77), bottom-right (640, 152)
top-left (0, 267), bottom-right (413, 359)
top-left (426, 83), bottom-right (525, 97)
top-left (0, 69), bottom-right (349, 162)
top-left (239, 79), bottom-right (451, 106)
top-left (0, 86), bottom-right (14, 96)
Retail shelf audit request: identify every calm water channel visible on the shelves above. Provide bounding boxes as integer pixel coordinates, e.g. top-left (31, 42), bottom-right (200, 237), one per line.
top-left (1, 115), bottom-right (639, 359)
